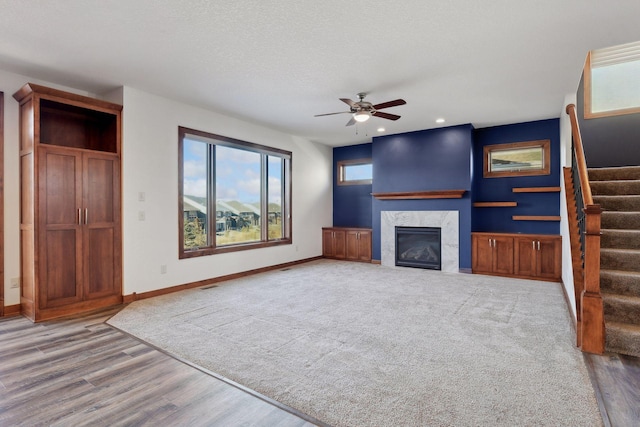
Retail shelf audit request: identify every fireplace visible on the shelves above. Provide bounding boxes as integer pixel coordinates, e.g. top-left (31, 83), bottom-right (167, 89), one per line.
top-left (395, 226), bottom-right (441, 270)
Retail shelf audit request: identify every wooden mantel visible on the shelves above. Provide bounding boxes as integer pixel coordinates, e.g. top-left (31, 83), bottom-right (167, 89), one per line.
top-left (371, 190), bottom-right (466, 200)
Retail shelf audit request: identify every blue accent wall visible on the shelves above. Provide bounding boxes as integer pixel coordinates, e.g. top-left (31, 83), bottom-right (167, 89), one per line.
top-left (333, 143), bottom-right (373, 228)
top-left (372, 125), bottom-right (474, 268)
top-left (330, 120), bottom-right (560, 271)
top-left (472, 119), bottom-right (561, 235)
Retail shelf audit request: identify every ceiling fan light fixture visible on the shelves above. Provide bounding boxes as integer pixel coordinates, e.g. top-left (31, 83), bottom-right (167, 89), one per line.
top-left (353, 111), bottom-right (371, 122)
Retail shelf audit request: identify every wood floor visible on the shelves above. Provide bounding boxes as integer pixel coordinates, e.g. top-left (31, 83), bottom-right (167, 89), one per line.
top-left (585, 352), bottom-right (640, 427)
top-left (3, 306), bottom-right (639, 427)
top-left (0, 307), bottom-right (319, 427)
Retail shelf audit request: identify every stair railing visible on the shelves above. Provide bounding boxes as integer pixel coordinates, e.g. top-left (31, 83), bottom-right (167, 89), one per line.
top-left (566, 104), bottom-right (604, 354)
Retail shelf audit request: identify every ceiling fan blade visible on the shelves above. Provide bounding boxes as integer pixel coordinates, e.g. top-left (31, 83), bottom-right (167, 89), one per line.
top-left (373, 111), bottom-right (401, 121)
top-left (345, 116), bottom-right (356, 126)
top-left (340, 98), bottom-right (358, 108)
top-left (314, 111), bottom-right (351, 117)
top-left (372, 99), bottom-right (406, 110)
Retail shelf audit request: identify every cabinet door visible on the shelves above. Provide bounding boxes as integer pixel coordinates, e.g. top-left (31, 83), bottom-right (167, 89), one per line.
top-left (514, 237), bottom-right (536, 277)
top-left (536, 237), bottom-right (561, 280)
top-left (333, 229), bottom-right (346, 259)
top-left (83, 153), bottom-right (121, 299)
top-left (322, 229), bottom-right (335, 257)
top-left (472, 235), bottom-right (493, 273)
top-left (357, 230), bottom-right (372, 262)
top-left (38, 148), bottom-right (83, 308)
top-left (492, 236), bottom-right (514, 275)
top-left (345, 230), bottom-right (359, 260)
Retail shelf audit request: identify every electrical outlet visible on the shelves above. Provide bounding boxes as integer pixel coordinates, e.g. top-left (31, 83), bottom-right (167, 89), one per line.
top-left (160, 264), bottom-right (167, 274)
top-left (138, 191), bottom-right (146, 202)
top-left (295, 245), bottom-right (299, 252)
top-left (138, 211), bottom-right (146, 221)
top-left (10, 277), bottom-right (20, 289)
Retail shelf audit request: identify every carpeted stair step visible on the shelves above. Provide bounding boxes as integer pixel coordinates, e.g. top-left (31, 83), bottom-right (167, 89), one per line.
top-left (601, 229), bottom-right (640, 250)
top-left (601, 269), bottom-right (640, 297)
top-left (603, 293), bottom-right (640, 324)
top-left (601, 211), bottom-right (640, 229)
top-left (605, 321), bottom-right (640, 357)
top-left (589, 166), bottom-right (640, 181)
top-left (593, 195), bottom-right (640, 211)
top-left (600, 248), bottom-right (640, 272)
top-left (591, 180), bottom-right (640, 195)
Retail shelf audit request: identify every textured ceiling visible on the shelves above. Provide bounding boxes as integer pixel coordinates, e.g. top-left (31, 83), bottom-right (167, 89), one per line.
top-left (1, 1), bottom-right (639, 146)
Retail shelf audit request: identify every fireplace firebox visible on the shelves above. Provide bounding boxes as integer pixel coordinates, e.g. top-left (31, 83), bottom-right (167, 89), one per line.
top-left (395, 226), bottom-right (441, 270)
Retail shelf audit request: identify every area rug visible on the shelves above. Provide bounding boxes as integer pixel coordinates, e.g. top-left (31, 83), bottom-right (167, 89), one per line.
top-left (108, 260), bottom-right (602, 426)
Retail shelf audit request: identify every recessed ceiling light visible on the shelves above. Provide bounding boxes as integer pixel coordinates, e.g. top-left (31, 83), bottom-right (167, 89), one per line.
top-left (436, 118), bottom-right (445, 124)
top-left (377, 127), bottom-right (385, 132)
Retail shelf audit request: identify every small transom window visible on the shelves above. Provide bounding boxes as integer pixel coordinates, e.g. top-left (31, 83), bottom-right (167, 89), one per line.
top-left (337, 158), bottom-right (373, 185)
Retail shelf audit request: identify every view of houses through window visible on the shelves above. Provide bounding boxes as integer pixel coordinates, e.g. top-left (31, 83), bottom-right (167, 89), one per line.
top-left (180, 127), bottom-right (291, 256)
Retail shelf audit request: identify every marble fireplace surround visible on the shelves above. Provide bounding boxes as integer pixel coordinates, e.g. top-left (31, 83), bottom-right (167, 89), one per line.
top-left (381, 211), bottom-right (459, 273)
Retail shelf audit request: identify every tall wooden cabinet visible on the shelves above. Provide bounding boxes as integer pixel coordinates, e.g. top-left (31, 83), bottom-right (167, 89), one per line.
top-left (14, 83), bottom-right (122, 321)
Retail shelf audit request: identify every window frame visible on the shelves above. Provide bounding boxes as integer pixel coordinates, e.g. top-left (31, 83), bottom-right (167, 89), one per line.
top-left (584, 48), bottom-right (640, 119)
top-left (337, 158), bottom-right (373, 186)
top-left (178, 126), bottom-right (292, 259)
top-left (483, 139), bottom-right (551, 178)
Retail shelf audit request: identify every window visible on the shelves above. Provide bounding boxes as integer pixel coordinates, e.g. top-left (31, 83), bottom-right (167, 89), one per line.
top-left (337, 158), bottom-right (373, 185)
top-left (483, 140), bottom-right (550, 178)
top-left (584, 40), bottom-right (640, 119)
top-left (179, 127), bottom-right (291, 258)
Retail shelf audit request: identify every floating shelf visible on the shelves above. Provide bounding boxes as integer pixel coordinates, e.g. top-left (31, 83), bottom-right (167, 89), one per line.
top-left (512, 186), bottom-right (561, 193)
top-left (371, 190), bottom-right (466, 200)
top-left (512, 215), bottom-right (561, 221)
top-left (473, 202), bottom-right (518, 207)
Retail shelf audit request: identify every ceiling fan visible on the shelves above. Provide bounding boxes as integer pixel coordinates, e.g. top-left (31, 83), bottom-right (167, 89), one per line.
top-left (315, 93), bottom-right (406, 126)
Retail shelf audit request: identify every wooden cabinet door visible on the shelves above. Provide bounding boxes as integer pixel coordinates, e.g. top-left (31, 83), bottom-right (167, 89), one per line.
top-left (536, 237), bottom-right (561, 280)
top-left (345, 230), bottom-right (372, 261)
top-left (322, 229), bottom-right (335, 257)
top-left (345, 230), bottom-right (359, 260)
top-left (357, 230), bottom-right (372, 262)
top-left (472, 234), bottom-right (493, 273)
top-left (514, 237), bottom-right (536, 277)
top-left (333, 229), bottom-right (346, 259)
top-left (38, 148), bottom-right (83, 308)
top-left (83, 153), bottom-right (121, 299)
top-left (492, 236), bottom-right (514, 275)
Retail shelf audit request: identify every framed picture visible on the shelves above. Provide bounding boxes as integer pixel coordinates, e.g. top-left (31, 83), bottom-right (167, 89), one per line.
top-left (483, 139), bottom-right (550, 178)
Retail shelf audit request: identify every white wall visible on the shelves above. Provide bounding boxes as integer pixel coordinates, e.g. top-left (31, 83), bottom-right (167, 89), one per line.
top-left (109, 87), bottom-right (332, 295)
top-left (1, 74), bottom-right (332, 305)
top-left (560, 92), bottom-right (578, 320)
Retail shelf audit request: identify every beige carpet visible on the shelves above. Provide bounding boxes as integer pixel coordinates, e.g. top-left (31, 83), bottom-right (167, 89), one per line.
top-left (108, 260), bottom-right (602, 426)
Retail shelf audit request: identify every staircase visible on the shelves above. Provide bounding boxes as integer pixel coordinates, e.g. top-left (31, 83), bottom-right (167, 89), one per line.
top-left (590, 166), bottom-right (640, 357)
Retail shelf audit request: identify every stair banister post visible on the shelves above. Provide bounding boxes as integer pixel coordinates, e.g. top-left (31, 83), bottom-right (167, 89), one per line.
top-left (581, 204), bottom-right (605, 354)
top-left (566, 103), bottom-right (605, 354)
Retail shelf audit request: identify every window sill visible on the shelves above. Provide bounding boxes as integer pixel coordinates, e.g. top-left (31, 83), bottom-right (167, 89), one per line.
top-left (180, 238), bottom-right (292, 259)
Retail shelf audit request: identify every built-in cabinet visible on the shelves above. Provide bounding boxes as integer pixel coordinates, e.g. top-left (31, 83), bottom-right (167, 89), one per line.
top-left (14, 83), bottom-right (122, 321)
top-left (323, 227), bottom-right (371, 262)
top-left (472, 232), bottom-right (561, 281)
top-left (472, 234), bottom-right (514, 275)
